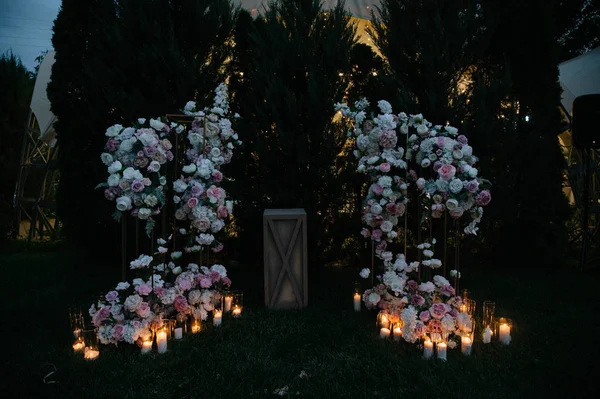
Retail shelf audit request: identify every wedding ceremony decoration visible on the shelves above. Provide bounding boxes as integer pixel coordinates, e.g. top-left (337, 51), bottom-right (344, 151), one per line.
top-left (98, 117), bottom-right (185, 235)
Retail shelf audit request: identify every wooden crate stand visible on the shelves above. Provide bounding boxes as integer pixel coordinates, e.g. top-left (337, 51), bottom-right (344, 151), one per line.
top-left (263, 209), bottom-right (308, 309)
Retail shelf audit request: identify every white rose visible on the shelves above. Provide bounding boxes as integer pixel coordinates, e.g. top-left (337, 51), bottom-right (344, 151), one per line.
top-left (421, 158), bottom-right (431, 168)
top-left (468, 168), bottom-right (478, 178)
top-left (417, 124), bottom-right (428, 136)
top-left (144, 194), bottom-right (158, 207)
top-left (108, 161), bottom-right (122, 174)
top-left (445, 198), bottom-right (459, 211)
top-left (380, 220), bottom-right (394, 233)
top-left (106, 124), bottom-right (123, 137)
top-left (371, 204), bottom-right (383, 215)
top-left (116, 196), bottom-right (132, 211)
top-left (184, 101), bottom-right (196, 113)
top-left (400, 124), bottom-right (409, 134)
top-left (445, 126), bottom-right (458, 136)
top-left (147, 161), bottom-right (160, 172)
top-left (449, 179), bottom-right (464, 194)
top-left (359, 268), bottom-right (370, 279)
top-left (115, 282), bottom-right (130, 291)
top-left (418, 282), bottom-right (435, 293)
top-left (172, 266), bottom-right (182, 275)
top-left (188, 132), bottom-right (203, 146)
top-left (120, 127), bottom-right (135, 140)
top-left (377, 99), bottom-right (393, 114)
top-left (382, 188), bottom-right (393, 198)
top-left (173, 195), bottom-right (181, 204)
top-left (123, 167), bottom-right (142, 180)
top-left (367, 156), bottom-right (380, 165)
top-left (357, 164), bottom-right (366, 173)
top-left (182, 163), bottom-right (197, 174)
top-left (462, 145), bottom-right (473, 157)
top-left (137, 118), bottom-right (146, 125)
top-left (453, 149), bottom-right (463, 160)
top-left (139, 132), bottom-right (158, 147)
top-left (137, 208), bottom-right (152, 220)
top-left (100, 153), bottom-right (113, 166)
top-left (149, 118), bottom-right (165, 131)
top-left (108, 173), bottom-right (121, 187)
top-left (173, 179), bottom-right (188, 193)
top-left (367, 292), bottom-right (381, 305)
top-left (119, 139), bottom-right (133, 153)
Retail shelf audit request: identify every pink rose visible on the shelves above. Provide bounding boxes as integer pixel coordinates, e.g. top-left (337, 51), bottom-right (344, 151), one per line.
top-left (371, 184), bottom-right (384, 196)
top-left (207, 186), bottom-right (224, 202)
top-left (371, 229), bottom-right (383, 241)
top-left (464, 180), bottom-right (479, 193)
top-left (161, 139), bottom-right (172, 150)
top-left (135, 284), bottom-right (152, 296)
top-left (433, 161), bottom-right (443, 172)
top-left (414, 321), bottom-right (426, 337)
top-left (440, 284), bottom-right (455, 297)
top-left (105, 290), bottom-right (119, 302)
top-left (112, 324), bottom-right (125, 341)
top-left (419, 311), bottom-right (431, 322)
top-left (131, 179), bottom-right (145, 193)
top-left (212, 170), bottom-right (223, 183)
top-left (430, 303), bottom-right (447, 319)
top-left (187, 197), bottom-right (199, 208)
top-left (476, 190), bottom-right (491, 206)
top-left (137, 301), bottom-right (151, 318)
top-left (427, 319), bottom-right (443, 333)
top-left (221, 276), bottom-right (232, 286)
top-left (411, 294), bottom-right (425, 307)
top-left (376, 241), bottom-right (387, 250)
top-left (407, 280), bottom-right (418, 291)
top-left (211, 244), bottom-right (224, 253)
top-left (209, 271), bottom-right (221, 283)
top-left (217, 205), bottom-right (228, 218)
top-left (438, 164), bottom-right (456, 181)
top-left (194, 217), bottom-right (211, 232)
top-left (457, 135), bottom-right (468, 145)
top-left (200, 278), bottom-right (212, 288)
top-left (379, 163), bottom-right (391, 173)
top-left (173, 296), bottom-right (189, 313)
top-left (154, 287), bottom-right (165, 297)
top-left (106, 138), bottom-right (118, 152)
top-left (360, 228), bottom-right (371, 238)
top-left (416, 178), bottom-right (425, 190)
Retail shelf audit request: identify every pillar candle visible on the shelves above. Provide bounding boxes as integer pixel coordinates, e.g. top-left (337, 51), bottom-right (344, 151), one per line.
top-left (174, 327), bottom-right (183, 340)
top-left (232, 307), bottom-right (242, 318)
top-left (157, 331), bottom-right (168, 353)
top-left (379, 327), bottom-right (390, 339)
top-left (499, 323), bottom-right (511, 345)
top-left (353, 293), bottom-right (361, 312)
top-left (213, 310), bottom-right (223, 327)
top-left (141, 340), bottom-right (152, 354)
top-left (224, 296), bottom-right (233, 312)
top-left (461, 336), bottom-right (472, 355)
top-left (436, 342), bottom-right (447, 361)
top-left (393, 327), bottom-right (402, 342)
top-left (483, 327), bottom-right (492, 344)
top-left (423, 340), bottom-right (434, 359)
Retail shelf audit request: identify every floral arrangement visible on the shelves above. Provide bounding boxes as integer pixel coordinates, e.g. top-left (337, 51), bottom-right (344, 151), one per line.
top-left (335, 98), bottom-right (491, 237)
top-left (89, 236), bottom-right (231, 347)
top-left (406, 114), bottom-right (492, 235)
top-left (98, 117), bottom-right (185, 235)
top-left (335, 99), bottom-right (410, 249)
top-left (173, 83), bottom-right (242, 253)
top-left (360, 242), bottom-right (472, 347)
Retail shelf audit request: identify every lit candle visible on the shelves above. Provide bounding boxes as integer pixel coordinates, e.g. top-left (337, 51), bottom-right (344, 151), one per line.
top-left (436, 342), bottom-right (447, 361)
top-left (213, 310), bottom-right (223, 327)
top-left (224, 296), bottom-right (233, 312)
top-left (423, 340), bottom-right (434, 359)
top-left (141, 340), bottom-right (152, 354)
top-left (353, 293), bottom-right (361, 312)
top-left (499, 323), bottom-right (511, 345)
top-left (232, 306), bottom-right (242, 318)
top-left (84, 348), bottom-right (99, 360)
top-left (459, 304), bottom-right (467, 313)
top-left (461, 336), bottom-right (472, 355)
top-left (379, 327), bottom-right (390, 339)
top-left (72, 340), bottom-right (85, 352)
top-left (393, 326), bottom-right (402, 341)
top-left (174, 327), bottom-right (183, 339)
top-left (483, 327), bottom-right (492, 344)
top-left (191, 320), bottom-right (201, 333)
top-left (157, 330), bottom-right (168, 354)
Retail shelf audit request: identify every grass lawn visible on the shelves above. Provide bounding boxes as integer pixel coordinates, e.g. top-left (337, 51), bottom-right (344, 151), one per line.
top-left (1, 241), bottom-right (598, 398)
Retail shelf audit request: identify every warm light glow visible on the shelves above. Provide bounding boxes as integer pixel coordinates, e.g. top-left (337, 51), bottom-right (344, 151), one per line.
top-left (141, 340), bottom-right (152, 354)
top-left (232, 306), bottom-right (242, 318)
top-left (72, 341), bottom-right (85, 352)
top-left (84, 348), bottom-right (99, 360)
top-left (459, 304), bottom-right (467, 313)
top-left (224, 296), bottom-right (233, 312)
top-left (192, 320), bottom-right (202, 334)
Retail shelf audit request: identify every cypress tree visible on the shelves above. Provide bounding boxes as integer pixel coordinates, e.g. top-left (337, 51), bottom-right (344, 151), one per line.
top-left (0, 52), bottom-right (34, 242)
top-left (229, 0), bottom-right (357, 265)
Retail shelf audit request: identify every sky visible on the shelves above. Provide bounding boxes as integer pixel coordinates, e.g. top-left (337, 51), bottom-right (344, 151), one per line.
top-left (0, 0), bottom-right (61, 72)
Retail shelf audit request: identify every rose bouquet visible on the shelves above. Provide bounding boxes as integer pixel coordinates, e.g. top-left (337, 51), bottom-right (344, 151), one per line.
top-left (335, 98), bottom-right (410, 248)
top-left (173, 83), bottom-right (241, 252)
top-left (361, 242), bottom-right (472, 347)
top-left (89, 237), bottom-right (231, 347)
top-left (98, 117), bottom-right (185, 235)
top-left (405, 114), bottom-right (492, 235)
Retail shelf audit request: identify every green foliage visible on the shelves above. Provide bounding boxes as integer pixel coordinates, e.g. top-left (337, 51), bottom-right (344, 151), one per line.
top-left (47, 0), bottom-right (237, 257)
top-left (228, 0), bottom-right (358, 265)
top-left (0, 51), bottom-right (34, 242)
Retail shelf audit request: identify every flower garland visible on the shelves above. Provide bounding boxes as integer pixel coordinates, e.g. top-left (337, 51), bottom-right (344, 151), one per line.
top-left (173, 83), bottom-right (242, 253)
top-left (99, 118), bottom-right (185, 235)
top-left (360, 243), bottom-right (471, 347)
top-left (89, 235), bottom-right (231, 347)
top-left (335, 99), bottom-right (410, 249)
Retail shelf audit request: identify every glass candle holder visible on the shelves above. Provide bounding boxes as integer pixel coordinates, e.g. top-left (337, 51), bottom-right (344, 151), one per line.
top-left (392, 322), bottom-right (403, 342)
top-left (461, 289), bottom-right (471, 300)
top-left (231, 291), bottom-right (243, 315)
top-left (213, 309), bottom-right (223, 327)
top-left (482, 300), bottom-right (496, 329)
top-left (69, 307), bottom-right (84, 339)
top-left (465, 299), bottom-right (477, 318)
top-left (495, 317), bottom-right (513, 345)
top-left (72, 337), bottom-right (85, 352)
top-left (83, 328), bottom-right (99, 360)
top-left (156, 326), bottom-right (168, 353)
top-left (191, 318), bottom-right (202, 334)
top-left (376, 311), bottom-right (391, 329)
top-left (173, 316), bottom-right (186, 339)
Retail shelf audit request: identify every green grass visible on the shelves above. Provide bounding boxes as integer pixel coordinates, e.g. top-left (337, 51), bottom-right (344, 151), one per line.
top-left (1, 243), bottom-right (598, 398)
